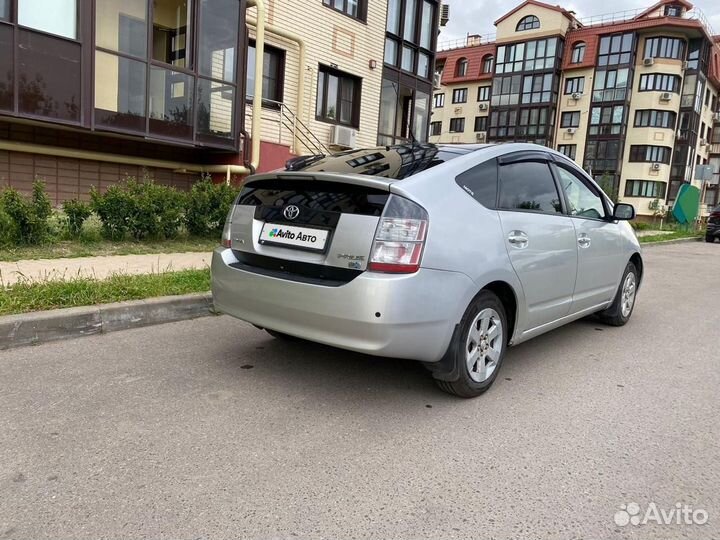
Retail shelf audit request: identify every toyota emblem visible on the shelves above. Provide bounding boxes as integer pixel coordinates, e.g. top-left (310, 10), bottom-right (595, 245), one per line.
top-left (283, 205), bottom-right (300, 220)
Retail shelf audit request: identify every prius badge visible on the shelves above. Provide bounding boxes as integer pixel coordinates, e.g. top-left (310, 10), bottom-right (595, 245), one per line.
top-left (283, 205), bottom-right (300, 220)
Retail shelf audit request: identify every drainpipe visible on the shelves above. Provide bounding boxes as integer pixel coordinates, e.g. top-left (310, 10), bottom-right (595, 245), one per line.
top-left (246, 18), bottom-right (306, 156)
top-left (247, 0), bottom-right (266, 171)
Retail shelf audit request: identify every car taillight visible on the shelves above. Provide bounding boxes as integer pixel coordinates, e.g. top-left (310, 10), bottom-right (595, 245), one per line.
top-left (221, 205), bottom-right (235, 248)
top-left (368, 195), bottom-right (428, 274)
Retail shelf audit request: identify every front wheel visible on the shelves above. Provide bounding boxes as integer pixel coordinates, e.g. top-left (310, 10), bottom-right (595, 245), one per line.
top-left (596, 261), bottom-right (638, 327)
top-left (435, 291), bottom-right (507, 398)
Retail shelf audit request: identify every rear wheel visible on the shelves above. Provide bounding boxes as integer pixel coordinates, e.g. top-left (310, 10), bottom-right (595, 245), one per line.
top-left (435, 291), bottom-right (507, 398)
top-left (706, 235), bottom-right (715, 243)
top-left (596, 261), bottom-right (638, 327)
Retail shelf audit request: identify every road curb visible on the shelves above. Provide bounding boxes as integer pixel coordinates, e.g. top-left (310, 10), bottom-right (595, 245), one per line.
top-left (639, 236), bottom-right (703, 248)
top-left (0, 292), bottom-right (215, 351)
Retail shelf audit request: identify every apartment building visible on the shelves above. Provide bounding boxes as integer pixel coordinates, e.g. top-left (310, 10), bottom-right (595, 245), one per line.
top-left (0, 0), bottom-right (440, 203)
top-left (430, 0), bottom-right (720, 217)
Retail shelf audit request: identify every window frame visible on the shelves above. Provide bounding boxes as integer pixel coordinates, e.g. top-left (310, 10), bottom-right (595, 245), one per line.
top-left (315, 65), bottom-right (362, 128)
top-left (247, 40), bottom-right (286, 109)
top-left (564, 76), bottom-right (584, 95)
top-left (481, 55), bottom-right (494, 74)
top-left (633, 109), bottom-right (676, 129)
top-left (434, 92), bottom-right (445, 107)
top-left (560, 111), bottom-right (580, 128)
top-left (477, 86), bottom-right (490, 102)
top-left (474, 115), bottom-right (487, 132)
top-left (321, 0), bottom-right (367, 22)
top-left (452, 87), bottom-right (468, 103)
top-left (430, 120), bottom-right (441, 136)
top-left (644, 36), bottom-right (685, 60)
top-left (624, 179), bottom-right (667, 198)
top-left (557, 144), bottom-right (577, 160)
top-left (638, 73), bottom-right (681, 93)
top-left (449, 117), bottom-right (465, 132)
top-left (571, 42), bottom-right (585, 64)
top-left (516, 15), bottom-right (540, 31)
top-left (455, 57), bottom-right (468, 77)
top-left (628, 145), bottom-right (672, 164)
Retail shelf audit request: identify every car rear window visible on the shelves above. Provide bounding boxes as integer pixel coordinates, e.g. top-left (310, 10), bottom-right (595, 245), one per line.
top-left (284, 143), bottom-right (483, 180)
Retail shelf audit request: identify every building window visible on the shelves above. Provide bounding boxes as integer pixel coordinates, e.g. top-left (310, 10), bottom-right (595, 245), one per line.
top-left (0, 0), bottom-right (9, 20)
top-left (561, 111), bottom-right (580, 128)
top-left (477, 86), bottom-right (490, 101)
top-left (585, 140), bottom-right (621, 172)
top-left (18, 0), bottom-right (77, 40)
top-left (564, 77), bottom-right (584, 95)
top-left (490, 74), bottom-right (521, 106)
top-left (634, 109), bottom-right (676, 129)
top-left (151, 0), bottom-right (192, 68)
top-left (629, 145), bottom-right (672, 164)
top-left (0, 25), bottom-right (12, 111)
top-left (385, 38), bottom-right (398, 66)
top-left (664, 5), bottom-right (683, 17)
top-left (639, 73), bottom-right (681, 93)
top-left (592, 68), bottom-right (629, 102)
top-left (247, 42), bottom-right (285, 106)
top-left (516, 15), bottom-right (540, 31)
top-left (644, 37), bottom-right (685, 60)
top-left (557, 144), bottom-right (577, 160)
top-left (322, 0), bottom-right (366, 22)
top-left (489, 109), bottom-right (517, 138)
top-left (434, 93), bottom-right (445, 107)
top-left (456, 57), bottom-right (468, 77)
top-left (571, 42), bottom-right (585, 63)
top-left (496, 38), bottom-right (558, 74)
top-left (598, 33), bottom-right (634, 66)
top-left (482, 55), bottom-right (494, 73)
top-left (452, 88), bottom-right (468, 103)
top-left (625, 180), bottom-right (666, 198)
top-left (521, 73), bottom-right (553, 104)
top-left (474, 116), bottom-right (487, 132)
top-left (449, 117), bottom-right (465, 132)
top-left (430, 121), bottom-right (441, 136)
top-left (589, 105), bottom-right (624, 135)
top-left (316, 66), bottom-right (361, 127)
top-left (517, 107), bottom-right (551, 138)
top-left (495, 43), bottom-right (524, 74)
top-left (712, 125), bottom-right (720, 144)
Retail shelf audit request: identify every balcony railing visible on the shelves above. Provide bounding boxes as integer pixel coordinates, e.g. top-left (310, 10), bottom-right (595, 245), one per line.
top-left (438, 33), bottom-right (496, 51)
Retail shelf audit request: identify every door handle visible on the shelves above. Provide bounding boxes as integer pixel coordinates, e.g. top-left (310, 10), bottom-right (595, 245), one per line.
top-left (507, 230), bottom-right (528, 249)
top-left (577, 233), bottom-right (591, 248)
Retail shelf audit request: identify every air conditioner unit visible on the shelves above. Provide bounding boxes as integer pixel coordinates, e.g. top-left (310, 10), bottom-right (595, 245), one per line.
top-left (479, 103), bottom-right (488, 111)
top-left (433, 73), bottom-right (442, 89)
top-left (440, 3), bottom-right (450, 26)
top-left (571, 92), bottom-right (582, 100)
top-left (681, 60), bottom-right (689, 70)
top-left (476, 132), bottom-right (486, 142)
top-left (566, 127), bottom-right (577, 134)
top-left (329, 125), bottom-right (357, 149)
top-left (643, 57), bottom-right (655, 66)
top-left (699, 139), bottom-right (708, 146)
top-left (651, 162), bottom-right (661, 171)
top-left (659, 92), bottom-right (672, 102)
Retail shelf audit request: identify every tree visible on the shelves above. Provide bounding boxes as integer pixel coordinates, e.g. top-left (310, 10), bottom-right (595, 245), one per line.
top-left (597, 172), bottom-right (619, 203)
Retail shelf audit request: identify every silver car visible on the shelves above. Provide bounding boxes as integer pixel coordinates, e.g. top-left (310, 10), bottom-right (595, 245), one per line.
top-left (212, 143), bottom-right (642, 397)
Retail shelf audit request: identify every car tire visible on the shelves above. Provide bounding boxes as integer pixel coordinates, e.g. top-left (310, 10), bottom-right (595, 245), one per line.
top-left (265, 329), bottom-right (304, 342)
top-left (435, 290), bottom-right (508, 398)
top-left (596, 261), bottom-right (638, 327)
top-left (706, 235), bottom-right (715, 243)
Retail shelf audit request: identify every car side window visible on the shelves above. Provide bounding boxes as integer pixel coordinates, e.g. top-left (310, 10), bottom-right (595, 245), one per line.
top-left (554, 166), bottom-right (606, 220)
top-left (498, 161), bottom-right (563, 215)
top-left (455, 158), bottom-right (498, 209)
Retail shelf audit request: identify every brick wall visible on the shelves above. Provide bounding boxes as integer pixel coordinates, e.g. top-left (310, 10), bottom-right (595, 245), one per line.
top-left (0, 151), bottom-right (197, 205)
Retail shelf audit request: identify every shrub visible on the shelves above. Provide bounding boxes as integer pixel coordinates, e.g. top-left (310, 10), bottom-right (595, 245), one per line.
top-left (90, 177), bottom-right (185, 241)
top-left (0, 181), bottom-right (53, 245)
top-left (63, 199), bottom-right (92, 237)
top-left (0, 206), bottom-right (18, 248)
top-left (185, 175), bottom-right (239, 237)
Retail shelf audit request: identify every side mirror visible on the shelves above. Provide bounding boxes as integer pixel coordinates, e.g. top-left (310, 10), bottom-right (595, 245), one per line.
top-left (613, 203), bottom-right (635, 221)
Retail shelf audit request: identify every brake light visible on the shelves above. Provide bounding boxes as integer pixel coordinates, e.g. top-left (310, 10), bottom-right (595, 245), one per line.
top-left (368, 195), bottom-right (428, 274)
top-left (221, 205), bottom-right (235, 248)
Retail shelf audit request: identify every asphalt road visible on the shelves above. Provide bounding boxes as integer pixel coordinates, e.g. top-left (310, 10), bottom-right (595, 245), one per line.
top-left (1, 242), bottom-right (718, 540)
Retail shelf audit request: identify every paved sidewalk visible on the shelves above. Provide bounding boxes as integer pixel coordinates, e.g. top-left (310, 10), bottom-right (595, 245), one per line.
top-left (0, 252), bottom-right (211, 286)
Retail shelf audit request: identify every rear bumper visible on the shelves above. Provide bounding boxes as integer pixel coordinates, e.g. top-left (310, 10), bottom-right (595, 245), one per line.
top-left (211, 248), bottom-right (473, 362)
top-left (707, 224), bottom-right (720, 237)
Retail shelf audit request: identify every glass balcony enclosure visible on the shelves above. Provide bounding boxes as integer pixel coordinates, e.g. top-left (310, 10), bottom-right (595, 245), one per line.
top-left (0, 0), bottom-right (245, 151)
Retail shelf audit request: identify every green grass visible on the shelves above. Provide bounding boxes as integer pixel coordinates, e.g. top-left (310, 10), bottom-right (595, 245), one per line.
top-left (0, 269), bottom-right (211, 316)
top-left (638, 230), bottom-right (703, 244)
top-left (0, 237), bottom-right (218, 262)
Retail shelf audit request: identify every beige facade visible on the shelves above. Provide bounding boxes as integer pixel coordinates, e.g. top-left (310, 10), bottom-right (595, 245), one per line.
top-left (246, 0), bottom-right (388, 153)
top-left (429, 82), bottom-right (491, 144)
